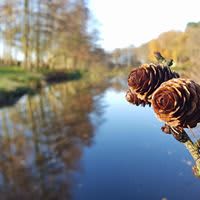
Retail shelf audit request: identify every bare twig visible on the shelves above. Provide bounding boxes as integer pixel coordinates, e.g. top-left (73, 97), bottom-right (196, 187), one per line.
top-left (154, 51), bottom-right (173, 67)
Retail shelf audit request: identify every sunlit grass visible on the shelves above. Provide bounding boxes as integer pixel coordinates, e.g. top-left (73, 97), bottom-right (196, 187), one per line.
top-left (0, 66), bottom-right (41, 91)
top-left (0, 65), bottom-right (130, 107)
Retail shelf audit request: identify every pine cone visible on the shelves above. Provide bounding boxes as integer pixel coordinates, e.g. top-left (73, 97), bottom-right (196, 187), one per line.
top-left (128, 63), bottom-right (179, 102)
top-left (152, 78), bottom-right (200, 128)
top-left (125, 89), bottom-right (150, 107)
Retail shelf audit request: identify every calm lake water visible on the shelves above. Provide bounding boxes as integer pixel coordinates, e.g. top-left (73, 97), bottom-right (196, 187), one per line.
top-left (0, 78), bottom-right (200, 200)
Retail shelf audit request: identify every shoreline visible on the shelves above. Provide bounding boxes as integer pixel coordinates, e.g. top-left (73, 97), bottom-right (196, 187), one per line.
top-left (0, 67), bottom-right (82, 108)
top-left (0, 65), bottom-right (131, 108)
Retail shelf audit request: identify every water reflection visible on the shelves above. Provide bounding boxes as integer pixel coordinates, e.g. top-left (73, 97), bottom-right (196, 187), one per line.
top-left (0, 79), bottom-right (110, 199)
top-left (1, 77), bottom-right (200, 199)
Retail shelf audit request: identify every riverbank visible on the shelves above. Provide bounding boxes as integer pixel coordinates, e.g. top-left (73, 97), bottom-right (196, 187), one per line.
top-left (0, 66), bottom-right (83, 107)
top-left (0, 66), bottom-right (130, 107)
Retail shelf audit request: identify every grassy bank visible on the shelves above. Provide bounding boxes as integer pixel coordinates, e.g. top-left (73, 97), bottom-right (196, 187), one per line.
top-left (0, 66), bottom-right (84, 107)
top-left (0, 67), bottom-right (42, 106)
top-left (0, 67), bottom-right (41, 91)
top-left (0, 66), bottom-right (129, 107)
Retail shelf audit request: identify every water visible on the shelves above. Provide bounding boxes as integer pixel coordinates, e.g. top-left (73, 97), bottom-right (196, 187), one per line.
top-left (0, 79), bottom-right (200, 200)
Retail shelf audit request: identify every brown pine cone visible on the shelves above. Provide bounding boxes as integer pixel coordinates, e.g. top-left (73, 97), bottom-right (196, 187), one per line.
top-left (128, 63), bottom-right (179, 102)
top-left (125, 89), bottom-right (150, 107)
top-left (152, 78), bottom-right (200, 128)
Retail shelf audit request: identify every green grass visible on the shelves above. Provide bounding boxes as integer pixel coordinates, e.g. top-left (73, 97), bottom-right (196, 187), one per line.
top-left (0, 66), bottom-right (87, 92)
top-left (0, 65), bottom-right (133, 91)
top-left (0, 66), bottom-right (41, 91)
top-left (0, 66), bottom-right (43, 107)
top-left (0, 65), bottom-right (130, 107)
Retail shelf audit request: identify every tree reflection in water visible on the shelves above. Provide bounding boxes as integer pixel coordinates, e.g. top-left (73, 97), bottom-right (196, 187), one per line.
top-left (0, 79), bottom-right (109, 199)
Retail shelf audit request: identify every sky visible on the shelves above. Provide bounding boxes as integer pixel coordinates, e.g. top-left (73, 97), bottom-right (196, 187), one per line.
top-left (89, 0), bottom-right (200, 51)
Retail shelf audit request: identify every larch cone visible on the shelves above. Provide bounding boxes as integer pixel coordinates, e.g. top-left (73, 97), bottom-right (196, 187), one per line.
top-left (128, 63), bottom-right (179, 103)
top-left (126, 89), bottom-right (150, 107)
top-left (152, 78), bottom-right (200, 128)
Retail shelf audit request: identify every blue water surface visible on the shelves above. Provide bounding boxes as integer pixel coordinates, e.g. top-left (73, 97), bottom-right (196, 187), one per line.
top-left (0, 81), bottom-right (199, 200)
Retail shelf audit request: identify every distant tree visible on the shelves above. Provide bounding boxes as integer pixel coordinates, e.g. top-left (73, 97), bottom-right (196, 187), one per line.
top-left (23, 0), bottom-right (30, 69)
top-left (0, 0), bottom-right (107, 70)
top-left (0, 0), bottom-right (19, 65)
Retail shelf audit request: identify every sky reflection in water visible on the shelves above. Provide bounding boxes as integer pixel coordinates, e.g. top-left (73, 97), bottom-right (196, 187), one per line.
top-left (0, 80), bottom-right (200, 200)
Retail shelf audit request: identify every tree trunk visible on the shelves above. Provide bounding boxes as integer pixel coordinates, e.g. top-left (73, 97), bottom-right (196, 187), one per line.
top-left (23, 0), bottom-right (30, 69)
top-left (36, 0), bottom-right (41, 70)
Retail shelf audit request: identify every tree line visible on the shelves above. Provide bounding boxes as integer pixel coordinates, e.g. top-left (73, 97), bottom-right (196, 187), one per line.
top-left (110, 21), bottom-right (200, 77)
top-left (145, 22), bottom-right (200, 66)
top-left (135, 22), bottom-right (200, 80)
top-left (0, 0), bottom-right (107, 70)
